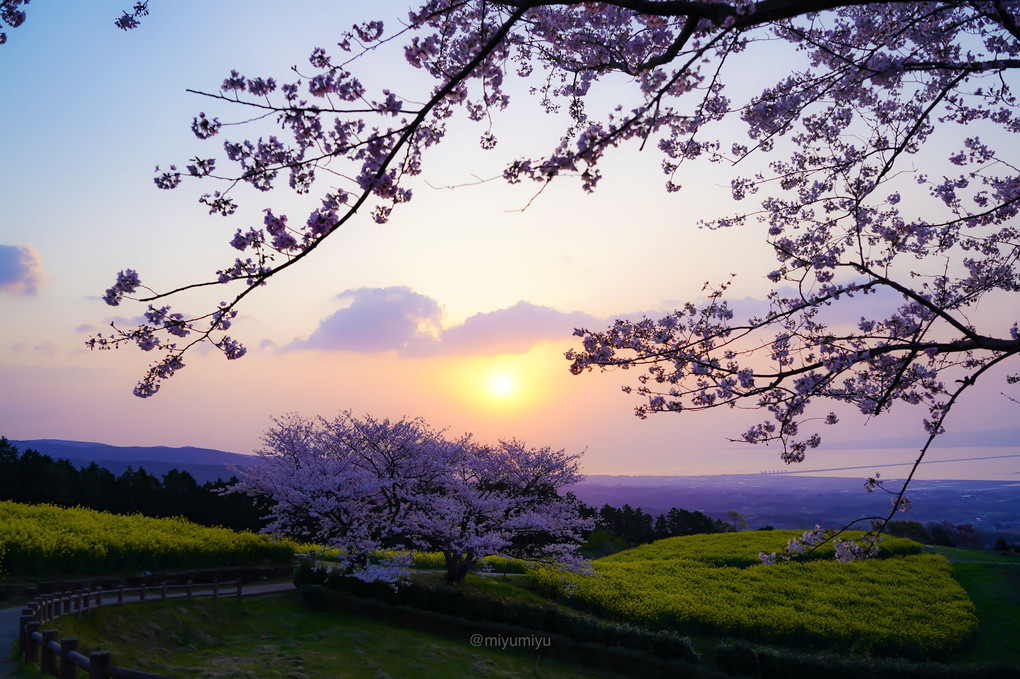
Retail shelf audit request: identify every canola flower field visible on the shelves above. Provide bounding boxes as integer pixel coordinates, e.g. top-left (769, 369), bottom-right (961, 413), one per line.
top-left (0, 501), bottom-right (296, 576)
top-left (530, 530), bottom-right (978, 659)
top-left (0, 503), bottom-right (982, 661)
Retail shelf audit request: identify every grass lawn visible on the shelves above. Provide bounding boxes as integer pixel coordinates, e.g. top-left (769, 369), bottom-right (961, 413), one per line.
top-left (920, 545), bottom-right (1020, 664)
top-left (926, 545), bottom-right (1020, 564)
top-left (926, 547), bottom-right (1019, 665)
top-left (24, 592), bottom-right (640, 679)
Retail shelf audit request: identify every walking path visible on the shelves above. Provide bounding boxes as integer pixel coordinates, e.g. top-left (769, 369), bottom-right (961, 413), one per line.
top-left (0, 606), bottom-right (21, 678)
top-left (0, 581), bottom-right (296, 677)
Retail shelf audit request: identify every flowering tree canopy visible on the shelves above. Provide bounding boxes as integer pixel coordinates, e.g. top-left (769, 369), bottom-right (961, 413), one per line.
top-left (233, 412), bottom-right (591, 583)
top-left (69, 2), bottom-right (1018, 547)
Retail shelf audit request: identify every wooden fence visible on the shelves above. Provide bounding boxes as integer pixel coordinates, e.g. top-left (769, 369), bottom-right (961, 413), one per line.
top-left (18, 579), bottom-right (246, 679)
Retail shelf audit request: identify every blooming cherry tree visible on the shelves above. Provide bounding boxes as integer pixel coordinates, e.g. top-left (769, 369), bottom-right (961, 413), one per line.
top-left (234, 411), bottom-right (591, 583)
top-left (72, 2), bottom-right (1018, 552)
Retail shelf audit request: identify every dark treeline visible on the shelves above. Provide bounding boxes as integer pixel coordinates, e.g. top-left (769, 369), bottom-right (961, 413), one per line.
top-left (579, 502), bottom-right (733, 556)
top-left (885, 520), bottom-right (987, 550)
top-left (0, 438), bottom-right (268, 532)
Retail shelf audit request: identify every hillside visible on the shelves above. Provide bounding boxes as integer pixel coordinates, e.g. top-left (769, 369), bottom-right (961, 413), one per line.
top-left (9, 439), bottom-right (254, 484)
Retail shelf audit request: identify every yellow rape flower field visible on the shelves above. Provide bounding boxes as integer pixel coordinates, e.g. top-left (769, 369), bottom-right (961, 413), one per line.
top-left (530, 530), bottom-right (978, 659)
top-left (0, 503), bottom-right (985, 663)
top-left (0, 501), bottom-right (296, 576)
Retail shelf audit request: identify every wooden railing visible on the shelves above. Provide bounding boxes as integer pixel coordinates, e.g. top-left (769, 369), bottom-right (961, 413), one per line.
top-left (18, 579), bottom-right (246, 679)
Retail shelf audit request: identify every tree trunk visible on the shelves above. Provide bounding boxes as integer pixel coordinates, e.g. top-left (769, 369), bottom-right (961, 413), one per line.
top-left (444, 553), bottom-right (473, 584)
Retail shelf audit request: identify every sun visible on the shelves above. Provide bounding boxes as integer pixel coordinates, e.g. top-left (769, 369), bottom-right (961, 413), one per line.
top-left (445, 355), bottom-right (546, 413)
top-left (488, 373), bottom-right (516, 398)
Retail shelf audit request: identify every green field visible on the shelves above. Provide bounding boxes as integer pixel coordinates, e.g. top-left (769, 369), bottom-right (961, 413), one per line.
top-left (20, 593), bottom-right (639, 679)
top-left (923, 545), bottom-right (1020, 664)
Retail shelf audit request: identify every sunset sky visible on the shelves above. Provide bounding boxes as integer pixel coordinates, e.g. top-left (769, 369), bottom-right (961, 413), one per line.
top-left (1, 1), bottom-right (1018, 481)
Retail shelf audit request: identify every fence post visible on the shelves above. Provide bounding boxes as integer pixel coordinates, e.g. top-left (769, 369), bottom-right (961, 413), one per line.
top-left (236, 579), bottom-right (243, 601)
top-left (118, 585), bottom-right (125, 605)
top-left (82, 588), bottom-right (91, 612)
top-left (25, 622), bottom-right (41, 665)
top-left (60, 638), bottom-right (79, 679)
top-left (186, 580), bottom-right (193, 599)
top-left (161, 581), bottom-right (167, 600)
top-left (40, 629), bottom-right (59, 675)
top-left (88, 651), bottom-right (111, 679)
top-left (140, 584), bottom-right (146, 602)
top-left (19, 613), bottom-right (32, 654)
top-left (96, 586), bottom-right (103, 607)
top-left (212, 580), bottom-right (219, 602)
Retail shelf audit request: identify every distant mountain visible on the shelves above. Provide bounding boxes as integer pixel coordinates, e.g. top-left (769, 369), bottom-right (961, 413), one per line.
top-left (568, 474), bottom-right (1020, 536)
top-left (8, 439), bottom-right (254, 484)
top-left (10, 439), bottom-right (253, 465)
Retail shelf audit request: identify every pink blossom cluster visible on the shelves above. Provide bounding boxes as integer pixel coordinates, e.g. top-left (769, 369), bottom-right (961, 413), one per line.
top-left (88, 267), bottom-right (246, 396)
top-left (232, 411), bottom-right (593, 583)
top-left (759, 524), bottom-right (882, 565)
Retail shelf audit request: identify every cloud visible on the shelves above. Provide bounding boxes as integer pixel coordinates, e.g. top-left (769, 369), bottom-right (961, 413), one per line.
top-left (10, 341), bottom-right (56, 356)
top-left (0, 244), bottom-right (51, 296)
top-left (287, 286), bottom-right (444, 354)
top-left (284, 282), bottom-right (912, 359)
top-left (412, 299), bottom-right (599, 354)
top-left (406, 301), bottom-right (603, 357)
top-left (285, 286), bottom-right (602, 357)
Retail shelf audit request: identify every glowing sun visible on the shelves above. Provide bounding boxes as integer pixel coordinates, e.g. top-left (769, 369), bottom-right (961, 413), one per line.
top-left (488, 374), bottom-right (516, 398)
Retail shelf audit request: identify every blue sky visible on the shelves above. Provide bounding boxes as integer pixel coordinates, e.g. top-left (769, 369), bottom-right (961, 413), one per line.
top-left (1, 1), bottom-right (1017, 481)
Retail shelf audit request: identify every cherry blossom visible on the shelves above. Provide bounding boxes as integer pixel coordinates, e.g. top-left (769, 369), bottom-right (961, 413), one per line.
top-left (232, 411), bottom-right (592, 583)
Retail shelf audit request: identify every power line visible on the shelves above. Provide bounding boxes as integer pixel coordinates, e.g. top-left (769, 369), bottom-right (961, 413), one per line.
top-left (761, 453), bottom-right (1020, 475)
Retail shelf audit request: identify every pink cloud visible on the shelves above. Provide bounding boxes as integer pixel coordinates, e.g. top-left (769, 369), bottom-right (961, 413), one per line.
top-left (0, 244), bottom-right (51, 296)
top-left (285, 283), bottom-right (912, 360)
top-left (403, 301), bottom-right (603, 357)
top-left (286, 286), bottom-right (443, 354)
top-left (285, 286), bottom-right (602, 357)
